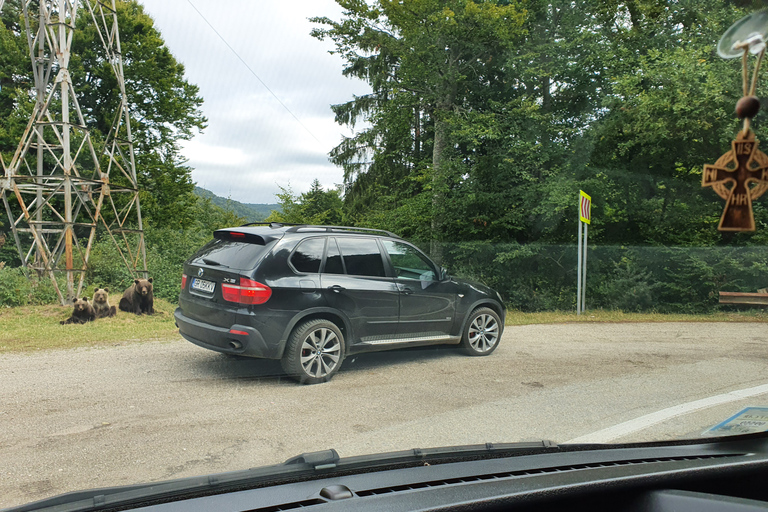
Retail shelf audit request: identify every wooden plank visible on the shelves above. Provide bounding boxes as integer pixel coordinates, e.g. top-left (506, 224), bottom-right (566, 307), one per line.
top-left (719, 291), bottom-right (768, 305)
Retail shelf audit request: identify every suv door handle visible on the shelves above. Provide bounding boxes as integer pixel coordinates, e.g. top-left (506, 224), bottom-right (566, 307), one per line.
top-left (328, 285), bottom-right (345, 293)
top-left (400, 286), bottom-right (414, 295)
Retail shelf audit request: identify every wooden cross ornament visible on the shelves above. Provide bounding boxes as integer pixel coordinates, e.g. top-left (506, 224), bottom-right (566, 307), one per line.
top-left (702, 131), bottom-right (768, 231)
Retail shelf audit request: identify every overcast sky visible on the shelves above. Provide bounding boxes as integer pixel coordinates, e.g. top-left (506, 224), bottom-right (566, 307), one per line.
top-left (138, 0), bottom-right (370, 204)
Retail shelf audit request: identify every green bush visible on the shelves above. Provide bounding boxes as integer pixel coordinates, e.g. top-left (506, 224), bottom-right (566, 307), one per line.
top-left (0, 234), bottom-right (21, 267)
top-left (85, 236), bottom-right (136, 292)
top-left (0, 266), bottom-right (30, 306)
top-left (442, 243), bottom-right (768, 313)
top-left (0, 266), bottom-right (61, 306)
top-left (144, 227), bottom-right (213, 303)
top-left (595, 256), bottom-right (659, 312)
top-left (79, 228), bottom-right (214, 303)
top-left (443, 242), bottom-right (578, 311)
top-left (0, 198), bottom-right (242, 306)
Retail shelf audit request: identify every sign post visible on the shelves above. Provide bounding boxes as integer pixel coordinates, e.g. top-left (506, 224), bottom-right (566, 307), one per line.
top-left (577, 191), bottom-right (591, 314)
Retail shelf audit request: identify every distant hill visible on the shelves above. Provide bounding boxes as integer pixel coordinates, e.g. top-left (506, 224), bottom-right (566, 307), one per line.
top-left (193, 186), bottom-right (279, 222)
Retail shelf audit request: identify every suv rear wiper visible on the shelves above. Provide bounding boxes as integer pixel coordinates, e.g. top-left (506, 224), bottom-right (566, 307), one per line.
top-left (202, 258), bottom-right (224, 266)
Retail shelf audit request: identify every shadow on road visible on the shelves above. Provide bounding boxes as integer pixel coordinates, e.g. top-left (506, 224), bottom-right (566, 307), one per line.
top-left (182, 345), bottom-right (464, 385)
top-left (180, 354), bottom-right (287, 384)
top-left (342, 345), bottom-right (462, 372)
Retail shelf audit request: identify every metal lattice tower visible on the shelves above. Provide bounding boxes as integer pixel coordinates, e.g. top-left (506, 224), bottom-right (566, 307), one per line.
top-left (0, 0), bottom-right (146, 304)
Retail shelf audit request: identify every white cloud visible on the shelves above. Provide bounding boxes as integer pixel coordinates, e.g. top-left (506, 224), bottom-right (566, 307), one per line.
top-left (180, 141), bottom-right (250, 167)
top-left (138, 0), bottom-right (371, 204)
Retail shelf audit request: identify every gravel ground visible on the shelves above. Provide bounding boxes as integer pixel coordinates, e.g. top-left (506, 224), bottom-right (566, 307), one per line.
top-left (1, 322), bottom-right (768, 508)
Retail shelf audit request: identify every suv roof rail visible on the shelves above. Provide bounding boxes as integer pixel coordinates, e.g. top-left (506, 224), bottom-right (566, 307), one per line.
top-left (284, 225), bottom-right (400, 238)
top-left (239, 222), bottom-right (302, 229)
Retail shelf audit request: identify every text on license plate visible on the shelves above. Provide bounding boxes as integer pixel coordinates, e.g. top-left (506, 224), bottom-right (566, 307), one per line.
top-left (191, 278), bottom-right (215, 293)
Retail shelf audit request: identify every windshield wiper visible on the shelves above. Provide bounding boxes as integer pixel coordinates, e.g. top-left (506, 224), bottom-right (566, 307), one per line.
top-left (202, 257), bottom-right (224, 266)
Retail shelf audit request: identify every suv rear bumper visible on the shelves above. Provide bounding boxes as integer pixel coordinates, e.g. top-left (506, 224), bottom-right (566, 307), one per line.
top-left (174, 308), bottom-right (278, 359)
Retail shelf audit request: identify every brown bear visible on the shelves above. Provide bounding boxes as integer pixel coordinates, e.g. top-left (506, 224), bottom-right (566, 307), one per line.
top-left (60, 297), bottom-right (96, 324)
top-left (119, 277), bottom-right (154, 315)
top-left (92, 287), bottom-right (116, 319)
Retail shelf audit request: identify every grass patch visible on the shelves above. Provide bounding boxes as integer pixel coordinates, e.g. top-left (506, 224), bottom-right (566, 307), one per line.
top-left (3, 301), bottom-right (767, 354)
top-left (0, 295), bottom-right (178, 353)
top-left (505, 309), bottom-right (768, 326)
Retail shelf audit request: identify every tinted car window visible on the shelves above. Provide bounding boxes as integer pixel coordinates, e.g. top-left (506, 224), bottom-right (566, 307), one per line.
top-left (290, 238), bottom-right (325, 273)
top-left (382, 240), bottom-right (436, 280)
top-left (336, 237), bottom-right (386, 277)
top-left (191, 239), bottom-right (272, 271)
top-left (323, 238), bottom-right (345, 274)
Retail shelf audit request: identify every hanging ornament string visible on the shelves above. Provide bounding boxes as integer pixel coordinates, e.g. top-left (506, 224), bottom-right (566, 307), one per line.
top-left (749, 47), bottom-right (764, 95)
top-left (734, 35), bottom-right (766, 136)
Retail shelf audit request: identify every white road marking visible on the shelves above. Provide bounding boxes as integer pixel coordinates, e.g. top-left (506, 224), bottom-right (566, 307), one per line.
top-left (565, 382), bottom-right (768, 444)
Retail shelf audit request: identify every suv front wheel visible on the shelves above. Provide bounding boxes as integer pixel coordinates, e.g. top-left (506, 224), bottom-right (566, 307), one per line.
top-left (461, 307), bottom-right (501, 356)
top-left (281, 319), bottom-right (346, 384)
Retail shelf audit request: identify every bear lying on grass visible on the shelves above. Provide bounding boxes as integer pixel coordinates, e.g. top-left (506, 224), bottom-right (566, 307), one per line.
top-left (92, 287), bottom-right (116, 319)
top-left (119, 277), bottom-right (154, 315)
top-left (61, 297), bottom-right (96, 324)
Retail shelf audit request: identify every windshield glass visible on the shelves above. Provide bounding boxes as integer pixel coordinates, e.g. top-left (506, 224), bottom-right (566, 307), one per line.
top-left (1, 0), bottom-right (768, 509)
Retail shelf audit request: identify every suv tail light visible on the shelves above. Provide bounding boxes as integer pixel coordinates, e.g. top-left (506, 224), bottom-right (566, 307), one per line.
top-left (181, 273), bottom-right (188, 290)
top-left (222, 278), bottom-right (272, 305)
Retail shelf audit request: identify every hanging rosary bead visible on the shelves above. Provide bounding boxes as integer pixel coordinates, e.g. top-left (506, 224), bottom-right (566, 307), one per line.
top-left (736, 95), bottom-right (761, 119)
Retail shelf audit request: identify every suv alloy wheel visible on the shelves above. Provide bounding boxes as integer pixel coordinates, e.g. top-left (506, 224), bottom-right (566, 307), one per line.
top-left (281, 319), bottom-right (346, 384)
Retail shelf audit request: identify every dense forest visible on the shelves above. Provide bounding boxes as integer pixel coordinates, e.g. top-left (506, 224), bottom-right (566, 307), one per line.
top-left (2, 0), bottom-right (768, 312)
top-left (304, 0), bottom-right (768, 311)
top-left (310, 0), bottom-right (766, 246)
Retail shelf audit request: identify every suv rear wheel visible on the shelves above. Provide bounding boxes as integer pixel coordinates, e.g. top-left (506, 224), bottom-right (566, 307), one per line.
top-left (281, 319), bottom-right (345, 384)
top-left (461, 307), bottom-right (501, 356)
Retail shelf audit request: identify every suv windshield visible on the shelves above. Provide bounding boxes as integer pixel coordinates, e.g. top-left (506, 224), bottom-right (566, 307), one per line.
top-left (383, 240), bottom-right (437, 281)
top-left (3, 1), bottom-right (768, 510)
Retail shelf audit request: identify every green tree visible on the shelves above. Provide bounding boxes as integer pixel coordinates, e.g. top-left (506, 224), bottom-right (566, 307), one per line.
top-left (70, 0), bottom-right (206, 228)
top-left (267, 179), bottom-right (344, 225)
top-left (316, 0), bottom-right (765, 251)
top-left (0, 0), bottom-right (33, 159)
top-left (0, 0), bottom-right (206, 229)
top-left (312, 0), bottom-right (527, 257)
top-left (586, 0), bottom-right (754, 246)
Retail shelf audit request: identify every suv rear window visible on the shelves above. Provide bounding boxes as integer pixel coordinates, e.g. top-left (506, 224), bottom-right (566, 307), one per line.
top-left (190, 239), bottom-right (272, 271)
top-left (290, 238), bottom-right (325, 273)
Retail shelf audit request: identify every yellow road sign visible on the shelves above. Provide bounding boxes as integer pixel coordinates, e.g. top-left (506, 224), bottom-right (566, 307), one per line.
top-left (579, 190), bottom-right (591, 224)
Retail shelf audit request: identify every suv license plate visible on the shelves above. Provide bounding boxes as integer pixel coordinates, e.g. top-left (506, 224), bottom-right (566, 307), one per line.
top-left (191, 278), bottom-right (215, 294)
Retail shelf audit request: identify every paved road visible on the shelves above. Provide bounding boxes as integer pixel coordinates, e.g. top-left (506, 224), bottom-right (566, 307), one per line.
top-left (2, 322), bottom-right (768, 508)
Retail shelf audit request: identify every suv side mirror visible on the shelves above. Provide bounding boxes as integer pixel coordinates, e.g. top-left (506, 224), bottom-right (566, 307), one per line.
top-left (440, 267), bottom-right (449, 281)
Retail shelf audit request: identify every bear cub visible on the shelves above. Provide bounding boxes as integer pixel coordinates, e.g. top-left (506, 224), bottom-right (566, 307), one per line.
top-left (61, 297), bottom-right (96, 324)
top-left (119, 277), bottom-right (154, 315)
top-left (92, 287), bottom-right (117, 319)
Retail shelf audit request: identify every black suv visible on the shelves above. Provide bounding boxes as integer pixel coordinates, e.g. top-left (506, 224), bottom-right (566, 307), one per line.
top-left (175, 224), bottom-right (505, 384)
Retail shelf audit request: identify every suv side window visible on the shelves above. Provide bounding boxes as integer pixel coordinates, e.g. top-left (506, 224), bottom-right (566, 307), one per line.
top-left (336, 237), bottom-right (386, 277)
top-left (382, 240), bottom-right (436, 281)
top-left (290, 238), bottom-right (326, 273)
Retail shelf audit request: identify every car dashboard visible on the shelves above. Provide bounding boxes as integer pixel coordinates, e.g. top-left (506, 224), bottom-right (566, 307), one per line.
top-left (13, 435), bottom-right (768, 512)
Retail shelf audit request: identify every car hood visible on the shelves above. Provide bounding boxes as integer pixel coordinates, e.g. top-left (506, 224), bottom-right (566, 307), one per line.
top-left (452, 276), bottom-right (502, 301)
